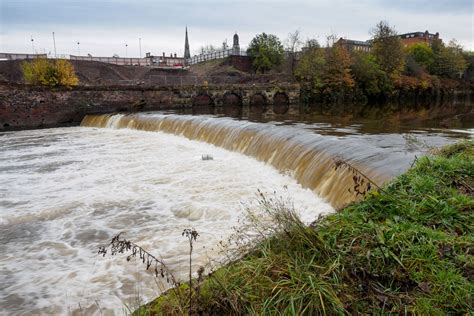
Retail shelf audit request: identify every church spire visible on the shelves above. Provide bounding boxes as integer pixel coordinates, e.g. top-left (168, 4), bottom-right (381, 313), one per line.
top-left (184, 26), bottom-right (191, 59)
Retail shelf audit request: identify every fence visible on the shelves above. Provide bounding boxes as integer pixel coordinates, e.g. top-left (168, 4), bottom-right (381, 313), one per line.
top-left (0, 53), bottom-right (48, 60)
top-left (70, 55), bottom-right (153, 66)
top-left (187, 49), bottom-right (247, 65)
top-left (1, 49), bottom-right (248, 67)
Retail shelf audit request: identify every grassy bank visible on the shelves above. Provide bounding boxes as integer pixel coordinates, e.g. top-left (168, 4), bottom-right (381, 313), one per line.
top-left (136, 141), bottom-right (473, 315)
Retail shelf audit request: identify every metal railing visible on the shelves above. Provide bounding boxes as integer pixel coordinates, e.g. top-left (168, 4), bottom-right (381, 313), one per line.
top-left (0, 53), bottom-right (48, 60)
top-left (186, 49), bottom-right (247, 65)
top-left (1, 49), bottom-right (248, 68)
top-left (70, 55), bottom-right (153, 66)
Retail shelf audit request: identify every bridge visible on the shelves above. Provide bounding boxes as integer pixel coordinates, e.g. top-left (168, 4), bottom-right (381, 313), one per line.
top-left (170, 83), bottom-right (300, 114)
top-left (187, 48), bottom-right (247, 65)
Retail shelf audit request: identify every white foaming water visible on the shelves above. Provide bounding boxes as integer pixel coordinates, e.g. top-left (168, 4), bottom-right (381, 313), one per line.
top-left (0, 127), bottom-right (334, 315)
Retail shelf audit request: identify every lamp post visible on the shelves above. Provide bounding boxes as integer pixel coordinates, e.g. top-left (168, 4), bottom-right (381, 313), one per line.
top-left (125, 43), bottom-right (128, 58)
top-left (52, 32), bottom-right (57, 58)
top-left (139, 38), bottom-right (142, 58)
top-left (77, 42), bottom-right (80, 56)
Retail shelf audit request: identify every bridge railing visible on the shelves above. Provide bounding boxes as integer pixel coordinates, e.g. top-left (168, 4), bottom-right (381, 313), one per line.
top-left (186, 49), bottom-right (247, 65)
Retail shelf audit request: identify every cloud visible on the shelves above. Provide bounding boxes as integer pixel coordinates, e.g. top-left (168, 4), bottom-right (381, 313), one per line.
top-left (1, 0), bottom-right (472, 56)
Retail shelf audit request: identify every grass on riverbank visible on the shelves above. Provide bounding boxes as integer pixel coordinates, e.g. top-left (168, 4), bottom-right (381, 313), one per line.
top-left (136, 141), bottom-right (473, 315)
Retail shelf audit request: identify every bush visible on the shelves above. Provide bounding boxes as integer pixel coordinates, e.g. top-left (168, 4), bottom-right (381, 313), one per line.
top-left (21, 58), bottom-right (79, 87)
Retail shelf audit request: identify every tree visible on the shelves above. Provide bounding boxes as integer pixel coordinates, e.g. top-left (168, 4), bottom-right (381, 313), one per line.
top-left (294, 39), bottom-right (326, 90)
top-left (430, 39), bottom-right (467, 78)
top-left (462, 51), bottom-right (474, 81)
top-left (351, 51), bottom-right (391, 96)
top-left (325, 33), bottom-right (338, 48)
top-left (247, 33), bottom-right (284, 73)
top-left (285, 30), bottom-right (302, 75)
top-left (322, 43), bottom-right (354, 93)
top-left (295, 38), bottom-right (354, 95)
top-left (198, 44), bottom-right (218, 55)
top-left (303, 38), bottom-right (320, 50)
top-left (406, 43), bottom-right (434, 70)
top-left (371, 21), bottom-right (405, 75)
top-left (21, 58), bottom-right (79, 87)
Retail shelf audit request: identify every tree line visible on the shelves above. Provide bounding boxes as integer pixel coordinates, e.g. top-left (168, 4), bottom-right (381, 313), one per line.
top-left (246, 21), bottom-right (472, 103)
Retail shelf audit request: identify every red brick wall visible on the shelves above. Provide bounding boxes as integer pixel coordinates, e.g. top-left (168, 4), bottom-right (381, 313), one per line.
top-left (400, 37), bottom-right (430, 47)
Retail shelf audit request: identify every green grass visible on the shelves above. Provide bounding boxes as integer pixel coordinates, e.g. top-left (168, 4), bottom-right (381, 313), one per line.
top-left (136, 140), bottom-right (473, 315)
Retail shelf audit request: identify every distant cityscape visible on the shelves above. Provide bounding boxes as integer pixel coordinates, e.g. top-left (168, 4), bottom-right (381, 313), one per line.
top-left (0, 28), bottom-right (442, 69)
top-left (338, 30), bottom-right (441, 52)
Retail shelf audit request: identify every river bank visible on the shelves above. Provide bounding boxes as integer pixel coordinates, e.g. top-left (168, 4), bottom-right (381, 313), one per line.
top-left (135, 140), bottom-right (473, 314)
top-left (0, 82), bottom-right (300, 131)
top-left (1, 57), bottom-right (472, 131)
top-left (1, 81), bottom-right (472, 132)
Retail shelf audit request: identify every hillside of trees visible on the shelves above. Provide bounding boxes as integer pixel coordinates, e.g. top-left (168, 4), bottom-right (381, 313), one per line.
top-left (246, 21), bottom-right (473, 104)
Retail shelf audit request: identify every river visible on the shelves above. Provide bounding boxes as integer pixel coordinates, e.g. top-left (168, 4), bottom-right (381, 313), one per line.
top-left (0, 109), bottom-right (472, 315)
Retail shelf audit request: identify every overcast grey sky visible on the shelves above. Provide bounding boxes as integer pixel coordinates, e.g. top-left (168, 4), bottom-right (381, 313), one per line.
top-left (1, 0), bottom-right (472, 57)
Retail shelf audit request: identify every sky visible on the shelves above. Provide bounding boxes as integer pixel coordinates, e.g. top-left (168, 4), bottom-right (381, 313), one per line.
top-left (1, 0), bottom-right (473, 58)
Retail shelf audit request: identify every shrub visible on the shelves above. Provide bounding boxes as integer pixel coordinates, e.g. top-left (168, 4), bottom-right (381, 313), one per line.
top-left (21, 58), bottom-right (79, 87)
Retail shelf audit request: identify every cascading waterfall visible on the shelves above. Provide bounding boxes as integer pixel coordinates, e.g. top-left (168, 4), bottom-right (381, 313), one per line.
top-left (82, 113), bottom-right (391, 209)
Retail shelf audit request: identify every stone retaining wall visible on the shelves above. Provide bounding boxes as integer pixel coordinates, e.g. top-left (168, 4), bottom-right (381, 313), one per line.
top-left (0, 83), bottom-right (300, 130)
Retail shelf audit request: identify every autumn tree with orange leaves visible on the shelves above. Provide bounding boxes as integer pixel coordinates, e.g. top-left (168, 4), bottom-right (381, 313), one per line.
top-left (322, 43), bottom-right (354, 93)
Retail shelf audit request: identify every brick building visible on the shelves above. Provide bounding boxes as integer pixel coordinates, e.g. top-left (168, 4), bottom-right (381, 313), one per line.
top-left (399, 31), bottom-right (441, 47)
top-left (336, 38), bottom-right (372, 52)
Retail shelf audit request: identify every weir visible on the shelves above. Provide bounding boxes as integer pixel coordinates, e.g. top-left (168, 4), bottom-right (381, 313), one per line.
top-left (82, 113), bottom-right (392, 208)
